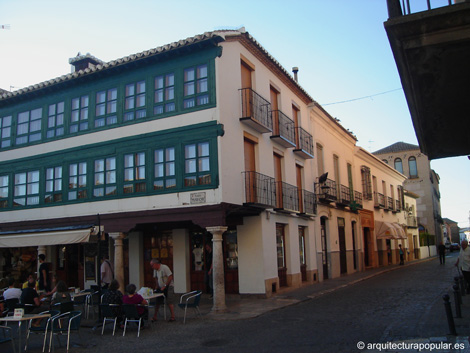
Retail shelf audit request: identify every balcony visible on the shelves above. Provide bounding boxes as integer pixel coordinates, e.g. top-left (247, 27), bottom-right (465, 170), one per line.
top-left (386, 196), bottom-right (394, 211)
top-left (374, 192), bottom-right (385, 209)
top-left (395, 199), bottom-right (402, 212)
top-left (275, 181), bottom-right (299, 212)
top-left (338, 185), bottom-right (352, 206)
top-left (270, 110), bottom-right (296, 148)
top-left (407, 215), bottom-right (418, 228)
top-left (300, 189), bottom-right (317, 215)
top-left (315, 178), bottom-right (337, 203)
top-left (239, 88), bottom-right (272, 133)
top-left (385, 0), bottom-right (470, 159)
top-left (242, 171), bottom-right (276, 208)
top-left (293, 127), bottom-right (314, 159)
top-left (352, 191), bottom-right (363, 211)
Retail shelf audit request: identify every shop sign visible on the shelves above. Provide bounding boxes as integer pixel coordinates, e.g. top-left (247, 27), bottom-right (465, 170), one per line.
top-left (190, 192), bottom-right (206, 204)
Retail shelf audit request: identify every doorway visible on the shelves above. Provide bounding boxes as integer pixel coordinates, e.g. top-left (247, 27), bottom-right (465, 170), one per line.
top-left (321, 217), bottom-right (329, 280)
top-left (276, 224), bottom-right (287, 287)
top-left (338, 218), bottom-right (347, 274)
top-left (363, 227), bottom-right (371, 267)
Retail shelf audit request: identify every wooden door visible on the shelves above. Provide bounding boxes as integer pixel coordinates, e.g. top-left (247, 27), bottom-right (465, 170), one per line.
top-left (276, 224), bottom-right (287, 287)
top-left (270, 86), bottom-right (279, 135)
top-left (292, 105), bottom-right (300, 147)
top-left (273, 153), bottom-right (282, 208)
top-left (241, 61), bottom-right (253, 118)
top-left (244, 139), bottom-right (256, 203)
top-left (321, 217), bottom-right (329, 279)
top-left (338, 218), bottom-right (347, 274)
top-left (296, 164), bottom-right (303, 213)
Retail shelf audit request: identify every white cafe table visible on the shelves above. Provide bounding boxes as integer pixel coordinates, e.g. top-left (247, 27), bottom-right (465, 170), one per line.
top-left (142, 292), bottom-right (165, 320)
top-left (0, 312), bottom-right (51, 352)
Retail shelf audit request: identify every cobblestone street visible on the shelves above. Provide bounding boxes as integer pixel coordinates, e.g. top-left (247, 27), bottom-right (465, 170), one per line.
top-left (4, 253), bottom-right (468, 353)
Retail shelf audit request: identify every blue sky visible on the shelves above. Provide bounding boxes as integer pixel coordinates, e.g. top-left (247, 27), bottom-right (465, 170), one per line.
top-left (1, 0), bottom-right (468, 227)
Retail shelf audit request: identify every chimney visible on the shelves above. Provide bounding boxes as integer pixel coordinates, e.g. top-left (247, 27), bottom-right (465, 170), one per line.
top-left (292, 67), bottom-right (299, 82)
top-left (69, 53), bottom-right (104, 73)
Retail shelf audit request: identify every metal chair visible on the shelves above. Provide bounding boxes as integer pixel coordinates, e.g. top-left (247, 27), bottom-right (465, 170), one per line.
top-left (52, 301), bottom-right (74, 314)
top-left (121, 304), bottom-right (143, 337)
top-left (48, 311), bottom-right (82, 353)
top-left (100, 303), bottom-right (120, 336)
top-left (85, 291), bottom-right (100, 319)
top-left (72, 290), bottom-right (89, 315)
top-left (24, 309), bottom-right (60, 352)
top-left (0, 325), bottom-right (15, 353)
top-left (177, 290), bottom-right (202, 324)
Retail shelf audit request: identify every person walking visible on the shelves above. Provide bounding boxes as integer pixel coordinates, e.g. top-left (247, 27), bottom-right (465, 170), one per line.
top-left (150, 259), bottom-right (176, 322)
top-left (438, 241), bottom-right (446, 264)
top-left (100, 255), bottom-right (114, 289)
top-left (455, 239), bottom-right (470, 293)
top-left (38, 254), bottom-right (51, 292)
top-left (399, 244), bottom-right (405, 265)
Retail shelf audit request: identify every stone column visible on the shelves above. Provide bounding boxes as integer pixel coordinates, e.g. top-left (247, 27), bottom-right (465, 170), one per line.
top-left (109, 232), bottom-right (126, 292)
top-left (206, 226), bottom-right (228, 312)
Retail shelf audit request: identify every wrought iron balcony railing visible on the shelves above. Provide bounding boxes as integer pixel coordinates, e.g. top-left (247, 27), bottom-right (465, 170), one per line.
top-left (374, 192), bottom-right (385, 208)
top-left (395, 199), bottom-right (402, 212)
top-left (301, 189), bottom-right (317, 215)
top-left (239, 88), bottom-right (272, 133)
top-left (275, 181), bottom-right (299, 212)
top-left (242, 171), bottom-right (276, 208)
top-left (315, 178), bottom-right (337, 202)
top-left (387, 0), bottom-right (453, 18)
top-left (353, 191), bottom-right (363, 210)
top-left (270, 110), bottom-right (296, 148)
top-left (407, 215), bottom-right (418, 228)
top-left (293, 127), bottom-right (314, 159)
top-left (386, 196), bottom-right (394, 211)
top-left (338, 184), bottom-right (351, 206)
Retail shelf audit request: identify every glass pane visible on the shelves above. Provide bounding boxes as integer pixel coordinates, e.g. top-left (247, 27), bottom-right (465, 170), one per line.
top-left (136, 109), bottom-right (146, 119)
top-left (126, 97), bottom-right (135, 110)
top-left (126, 84), bottom-right (135, 97)
top-left (155, 76), bottom-right (164, 89)
top-left (81, 95), bottom-right (89, 107)
top-left (137, 81), bottom-right (145, 93)
top-left (49, 104), bottom-right (56, 116)
top-left (46, 168), bottom-right (54, 180)
top-left (57, 114), bottom-right (64, 125)
top-left (136, 94), bottom-right (145, 107)
top-left (184, 176), bottom-right (196, 187)
top-left (72, 98), bottom-right (79, 110)
top-left (199, 157), bottom-right (210, 172)
top-left (166, 178), bottom-right (176, 188)
top-left (108, 101), bottom-right (117, 113)
top-left (31, 108), bottom-right (42, 120)
top-left (184, 82), bottom-right (195, 96)
top-left (198, 142), bottom-right (209, 156)
top-left (3, 116), bottom-right (11, 126)
top-left (15, 184), bottom-right (26, 196)
top-left (0, 176), bottom-right (8, 187)
top-left (136, 152), bottom-right (145, 165)
top-left (106, 158), bottom-right (116, 170)
top-left (154, 180), bottom-right (163, 190)
top-left (57, 102), bottom-right (64, 113)
top-left (197, 95), bottom-right (209, 105)
top-left (166, 87), bottom-right (174, 100)
top-left (166, 162), bottom-right (175, 176)
top-left (95, 172), bottom-right (104, 185)
top-left (155, 164), bottom-right (164, 178)
top-left (78, 175), bottom-right (87, 188)
top-left (30, 120), bottom-right (41, 132)
top-left (17, 123), bottom-right (28, 135)
top-left (184, 99), bottom-right (195, 109)
top-left (124, 112), bottom-right (134, 121)
top-left (197, 78), bottom-right (208, 93)
top-left (166, 74), bottom-right (174, 86)
top-left (18, 112), bottom-right (29, 124)
top-left (46, 180), bottom-right (53, 192)
top-left (79, 162), bottom-right (87, 174)
top-left (124, 154), bottom-right (134, 168)
top-left (108, 88), bottom-right (117, 100)
top-left (69, 176), bottom-right (77, 189)
top-left (184, 68), bottom-right (195, 82)
top-left (96, 91), bottom-right (106, 103)
top-left (71, 111), bottom-right (79, 122)
top-left (95, 159), bottom-right (104, 172)
top-left (166, 148), bottom-right (175, 161)
top-left (2, 127), bottom-right (10, 138)
top-left (155, 149), bottom-right (163, 163)
top-left (96, 104), bottom-right (105, 116)
top-left (155, 90), bottom-right (163, 103)
top-left (185, 144), bottom-right (196, 159)
top-left (106, 186), bottom-right (117, 196)
top-left (197, 65), bottom-right (207, 78)
top-left (124, 169), bottom-right (134, 181)
top-left (29, 171), bottom-right (39, 182)
top-left (166, 103), bottom-right (175, 112)
top-left (136, 166), bottom-right (145, 179)
top-left (185, 159), bottom-right (196, 173)
top-left (106, 171), bottom-right (116, 184)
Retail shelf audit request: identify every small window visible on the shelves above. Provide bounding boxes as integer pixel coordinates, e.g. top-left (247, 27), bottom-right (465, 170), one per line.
top-left (68, 162), bottom-right (87, 200)
top-left (14, 171), bottom-right (40, 206)
top-left (154, 147), bottom-right (176, 190)
top-left (93, 157), bottom-right (117, 197)
top-left (0, 175), bottom-right (9, 208)
top-left (45, 166), bottom-right (63, 203)
top-left (408, 156), bottom-right (418, 178)
top-left (124, 152), bottom-right (146, 194)
top-left (394, 158), bottom-right (403, 174)
top-left (16, 108), bottom-right (42, 145)
top-left (70, 95), bottom-right (89, 133)
top-left (47, 102), bottom-right (65, 138)
top-left (0, 115), bottom-right (12, 148)
top-left (95, 88), bottom-right (118, 127)
top-left (184, 142), bottom-right (211, 186)
top-left (154, 73), bottom-right (175, 115)
top-left (124, 81), bottom-right (146, 121)
top-left (183, 64), bottom-right (209, 109)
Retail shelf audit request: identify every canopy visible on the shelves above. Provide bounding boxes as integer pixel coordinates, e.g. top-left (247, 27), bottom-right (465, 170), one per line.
top-left (375, 221), bottom-right (399, 239)
top-left (0, 227), bottom-right (95, 248)
top-left (391, 223), bottom-right (407, 239)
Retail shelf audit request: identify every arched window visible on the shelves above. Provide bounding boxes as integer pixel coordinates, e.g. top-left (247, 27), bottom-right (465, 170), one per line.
top-left (394, 158), bottom-right (403, 174)
top-left (408, 156), bottom-right (418, 178)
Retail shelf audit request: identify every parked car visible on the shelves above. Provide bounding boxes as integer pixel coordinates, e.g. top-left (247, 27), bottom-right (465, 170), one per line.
top-left (450, 243), bottom-right (460, 252)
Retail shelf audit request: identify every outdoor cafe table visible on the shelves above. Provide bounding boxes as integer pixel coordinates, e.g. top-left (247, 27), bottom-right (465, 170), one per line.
top-left (142, 292), bottom-right (165, 320)
top-left (0, 312), bottom-right (51, 352)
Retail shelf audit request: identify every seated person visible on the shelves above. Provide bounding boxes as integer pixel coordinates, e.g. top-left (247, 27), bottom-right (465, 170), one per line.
top-left (3, 277), bottom-right (22, 301)
top-left (50, 280), bottom-right (71, 306)
top-left (122, 284), bottom-right (148, 319)
top-left (102, 279), bottom-right (123, 322)
top-left (20, 280), bottom-right (45, 315)
top-left (22, 274), bottom-right (39, 291)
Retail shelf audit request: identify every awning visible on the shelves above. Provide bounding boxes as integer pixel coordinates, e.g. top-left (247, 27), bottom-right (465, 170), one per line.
top-left (0, 226), bottom-right (95, 248)
top-left (375, 221), bottom-right (399, 239)
top-left (392, 223), bottom-right (407, 239)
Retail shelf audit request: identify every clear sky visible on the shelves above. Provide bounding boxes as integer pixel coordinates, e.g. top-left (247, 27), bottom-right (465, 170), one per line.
top-left (1, 0), bottom-right (469, 228)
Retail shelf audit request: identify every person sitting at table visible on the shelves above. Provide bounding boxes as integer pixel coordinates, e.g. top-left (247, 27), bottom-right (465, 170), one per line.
top-left (3, 277), bottom-right (22, 301)
top-left (21, 280), bottom-right (47, 326)
top-left (102, 279), bottom-right (123, 324)
top-left (50, 280), bottom-right (71, 306)
top-left (22, 274), bottom-right (39, 292)
top-left (122, 284), bottom-right (148, 320)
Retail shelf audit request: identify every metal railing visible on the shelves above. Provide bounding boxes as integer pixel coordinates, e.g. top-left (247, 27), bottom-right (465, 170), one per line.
top-left (294, 127), bottom-right (314, 157)
top-left (407, 215), bottom-right (418, 228)
top-left (240, 88), bottom-right (272, 130)
top-left (387, 0), bottom-right (454, 18)
top-left (242, 171), bottom-right (276, 208)
top-left (395, 199), bottom-right (402, 212)
top-left (275, 181), bottom-right (299, 212)
top-left (387, 196), bottom-right (394, 211)
top-left (271, 110), bottom-right (295, 145)
top-left (338, 185), bottom-right (351, 205)
top-left (316, 178), bottom-right (337, 202)
top-left (374, 192), bottom-right (385, 208)
top-left (354, 191), bottom-right (363, 209)
top-left (302, 189), bottom-right (317, 215)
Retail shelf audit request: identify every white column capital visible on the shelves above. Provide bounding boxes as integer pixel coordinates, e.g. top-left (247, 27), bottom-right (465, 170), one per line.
top-left (206, 226), bottom-right (228, 236)
top-left (108, 232), bottom-right (126, 241)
